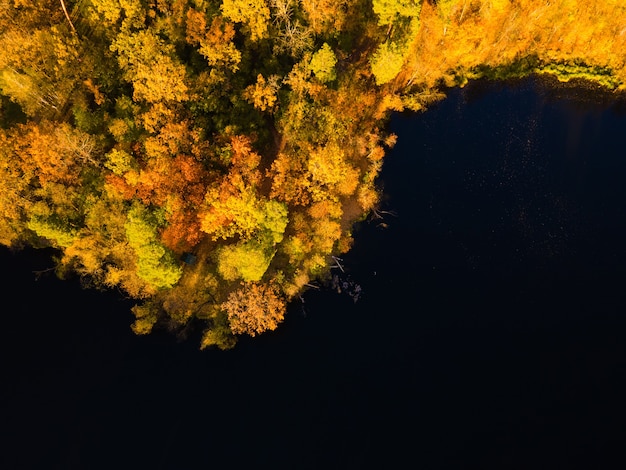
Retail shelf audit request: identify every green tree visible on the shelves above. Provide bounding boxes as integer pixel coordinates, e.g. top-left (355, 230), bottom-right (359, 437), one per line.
top-left (125, 203), bottom-right (183, 290)
top-left (370, 41), bottom-right (406, 85)
top-left (217, 240), bottom-right (273, 282)
top-left (27, 211), bottom-right (77, 248)
top-left (309, 43), bottom-right (337, 83)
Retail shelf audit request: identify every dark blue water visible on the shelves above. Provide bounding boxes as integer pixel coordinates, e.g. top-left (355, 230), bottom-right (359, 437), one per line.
top-left (2, 78), bottom-right (626, 469)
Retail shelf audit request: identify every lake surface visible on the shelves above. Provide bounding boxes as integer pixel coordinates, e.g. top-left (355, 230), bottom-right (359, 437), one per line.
top-left (2, 77), bottom-right (626, 469)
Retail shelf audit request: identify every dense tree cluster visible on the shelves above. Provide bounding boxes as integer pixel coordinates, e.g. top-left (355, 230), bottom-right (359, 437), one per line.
top-left (1, 0), bottom-right (625, 348)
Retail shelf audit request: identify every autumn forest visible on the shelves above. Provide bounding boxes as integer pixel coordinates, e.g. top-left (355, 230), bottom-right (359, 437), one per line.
top-left (2, 0), bottom-right (626, 349)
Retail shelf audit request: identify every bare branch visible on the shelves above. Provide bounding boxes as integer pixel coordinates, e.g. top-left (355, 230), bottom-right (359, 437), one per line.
top-left (331, 256), bottom-right (345, 273)
top-left (60, 0), bottom-right (76, 32)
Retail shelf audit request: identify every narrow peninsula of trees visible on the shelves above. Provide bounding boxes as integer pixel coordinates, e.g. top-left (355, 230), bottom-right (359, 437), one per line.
top-left (1, 0), bottom-right (626, 348)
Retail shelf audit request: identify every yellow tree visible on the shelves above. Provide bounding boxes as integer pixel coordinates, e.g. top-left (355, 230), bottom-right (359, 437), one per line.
top-left (0, 20), bottom-right (82, 116)
top-left (199, 135), bottom-right (283, 241)
top-left (0, 128), bottom-right (33, 245)
top-left (217, 240), bottom-right (273, 282)
top-left (309, 43), bottom-right (337, 83)
top-left (243, 74), bottom-right (281, 112)
top-left (220, 0), bottom-right (271, 41)
top-left (372, 0), bottom-right (421, 26)
top-left (370, 41), bottom-right (407, 85)
top-left (186, 10), bottom-right (242, 72)
top-left (86, 0), bottom-right (147, 32)
top-left (111, 30), bottom-right (188, 103)
top-left (301, 0), bottom-right (352, 35)
top-left (307, 143), bottom-right (360, 200)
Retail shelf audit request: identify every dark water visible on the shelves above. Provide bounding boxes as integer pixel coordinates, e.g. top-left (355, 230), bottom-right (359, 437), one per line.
top-left (2, 77), bottom-right (626, 469)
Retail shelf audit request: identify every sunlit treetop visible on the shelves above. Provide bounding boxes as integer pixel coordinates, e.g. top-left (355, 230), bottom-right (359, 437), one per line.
top-left (1, 0), bottom-right (625, 349)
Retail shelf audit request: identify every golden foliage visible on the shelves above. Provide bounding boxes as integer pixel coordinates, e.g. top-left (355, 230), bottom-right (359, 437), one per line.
top-left (401, 0), bottom-right (626, 90)
top-left (243, 74), bottom-right (280, 112)
top-left (222, 282), bottom-right (286, 336)
top-left (220, 0), bottom-right (271, 41)
top-left (5, 0), bottom-right (626, 349)
top-left (301, 0), bottom-right (352, 34)
top-left (309, 43), bottom-right (337, 83)
top-left (307, 144), bottom-right (360, 199)
top-left (111, 30), bottom-right (189, 103)
top-left (131, 302), bottom-right (160, 335)
top-left (186, 11), bottom-right (242, 71)
top-left (372, 0), bottom-right (421, 26)
top-left (217, 240), bottom-right (272, 282)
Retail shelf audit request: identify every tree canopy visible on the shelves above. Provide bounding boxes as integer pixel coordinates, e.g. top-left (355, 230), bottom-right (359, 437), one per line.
top-left (1, 0), bottom-right (626, 349)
